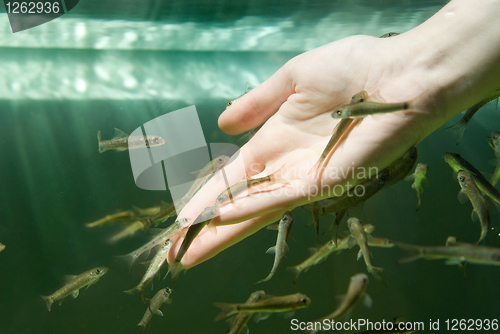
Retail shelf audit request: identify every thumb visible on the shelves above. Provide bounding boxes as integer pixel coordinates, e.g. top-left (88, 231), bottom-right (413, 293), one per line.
top-left (218, 63), bottom-right (295, 135)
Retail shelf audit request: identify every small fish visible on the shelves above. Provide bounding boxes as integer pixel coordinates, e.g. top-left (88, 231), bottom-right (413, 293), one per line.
top-left (118, 218), bottom-right (190, 270)
top-left (256, 212), bottom-right (294, 284)
top-left (0, 243), bottom-right (5, 252)
top-left (181, 155), bottom-right (230, 202)
top-left (310, 273), bottom-right (371, 334)
top-left (215, 166), bottom-right (288, 207)
top-left (85, 211), bottom-right (135, 228)
top-left (133, 205), bottom-right (161, 217)
top-left (214, 293), bottom-right (311, 321)
top-left (348, 218), bottom-right (385, 285)
top-left (137, 287), bottom-right (173, 334)
top-left (446, 89), bottom-right (500, 145)
top-left (167, 206), bottom-right (219, 280)
top-left (309, 91), bottom-right (368, 177)
top-left (404, 163), bottom-right (429, 211)
top-left (444, 153), bottom-right (500, 207)
top-left (487, 131), bottom-right (500, 186)
top-left (286, 224), bottom-right (375, 283)
top-left (379, 32), bottom-right (400, 38)
top-left (457, 170), bottom-right (490, 244)
top-left (226, 290), bottom-right (266, 334)
top-left (125, 240), bottom-right (172, 302)
top-left (141, 201), bottom-right (177, 230)
top-left (226, 83), bottom-right (255, 109)
top-left (332, 100), bottom-right (413, 119)
top-left (396, 236), bottom-right (500, 266)
top-left (107, 220), bottom-right (144, 244)
top-left (40, 267), bottom-right (108, 311)
top-left (97, 128), bottom-right (165, 153)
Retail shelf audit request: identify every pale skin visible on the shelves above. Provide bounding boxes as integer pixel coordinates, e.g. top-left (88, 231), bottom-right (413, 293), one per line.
top-left (168, 0), bottom-right (500, 268)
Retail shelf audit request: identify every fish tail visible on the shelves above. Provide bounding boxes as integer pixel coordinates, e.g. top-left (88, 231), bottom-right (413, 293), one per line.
top-left (270, 164), bottom-right (289, 185)
top-left (140, 218), bottom-right (152, 231)
top-left (213, 302), bottom-right (237, 321)
top-left (124, 286), bottom-right (146, 304)
top-left (285, 265), bottom-right (302, 284)
top-left (115, 253), bottom-right (138, 271)
top-left (445, 118), bottom-right (467, 145)
top-left (97, 130), bottom-right (106, 153)
top-left (165, 262), bottom-right (184, 282)
top-left (368, 266), bottom-right (386, 286)
top-left (395, 242), bottom-right (424, 264)
top-left (40, 295), bottom-right (53, 311)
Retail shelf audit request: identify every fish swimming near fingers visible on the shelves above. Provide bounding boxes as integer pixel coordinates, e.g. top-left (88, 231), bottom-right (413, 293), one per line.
top-left (457, 170), bottom-right (490, 244)
top-left (226, 290), bottom-right (266, 334)
top-left (309, 273), bottom-right (370, 334)
top-left (348, 218), bottom-right (385, 285)
top-left (85, 211), bottom-right (135, 228)
top-left (405, 163), bottom-right (429, 211)
top-left (137, 287), bottom-right (173, 334)
top-left (256, 211), bottom-right (294, 284)
top-left (40, 267), bottom-right (108, 311)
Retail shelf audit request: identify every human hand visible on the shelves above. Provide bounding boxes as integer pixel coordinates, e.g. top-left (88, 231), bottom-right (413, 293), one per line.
top-left (167, 34), bottom-right (451, 269)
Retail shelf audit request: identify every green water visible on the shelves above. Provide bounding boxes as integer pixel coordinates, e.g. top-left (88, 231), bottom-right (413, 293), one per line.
top-left (2, 1), bottom-right (500, 333)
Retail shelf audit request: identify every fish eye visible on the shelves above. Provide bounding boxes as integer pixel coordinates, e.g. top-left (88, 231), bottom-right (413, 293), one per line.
top-left (95, 269), bottom-right (100, 274)
top-left (336, 110), bottom-right (342, 115)
top-left (380, 175), bottom-right (388, 182)
top-left (359, 98), bottom-right (364, 102)
top-left (459, 176), bottom-right (465, 182)
top-left (227, 101), bottom-right (232, 106)
top-left (300, 298), bottom-right (308, 304)
top-left (494, 135), bottom-right (498, 139)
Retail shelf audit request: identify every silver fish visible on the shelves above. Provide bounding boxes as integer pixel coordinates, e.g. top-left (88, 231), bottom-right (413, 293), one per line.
top-left (256, 212), bottom-right (294, 284)
top-left (457, 170), bottom-right (490, 244)
top-left (396, 236), bottom-right (500, 266)
top-left (214, 293), bottom-right (310, 321)
top-left (138, 287), bottom-right (173, 334)
top-left (404, 163), bottom-right (429, 211)
top-left (310, 273), bottom-right (370, 334)
top-left (487, 131), bottom-right (500, 186)
top-left (40, 267), bottom-right (108, 311)
top-left (97, 128), bottom-right (165, 153)
top-left (226, 290), bottom-right (266, 334)
top-left (348, 218), bottom-right (385, 285)
top-left (124, 240), bottom-right (172, 301)
top-left (85, 210), bottom-right (135, 228)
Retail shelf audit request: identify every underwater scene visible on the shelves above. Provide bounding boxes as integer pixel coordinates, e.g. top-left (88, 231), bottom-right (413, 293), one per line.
top-left (1, 0), bottom-right (500, 333)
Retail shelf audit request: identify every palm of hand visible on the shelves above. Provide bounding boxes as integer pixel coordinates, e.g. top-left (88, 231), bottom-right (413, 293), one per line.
top-left (170, 34), bottom-right (438, 267)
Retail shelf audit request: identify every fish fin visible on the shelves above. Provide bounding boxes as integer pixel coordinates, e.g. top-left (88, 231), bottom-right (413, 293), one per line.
top-left (404, 174), bottom-right (415, 181)
top-left (70, 289), bottom-right (79, 298)
top-left (357, 250), bottom-right (363, 261)
top-left (445, 236), bottom-right (458, 246)
top-left (254, 312), bottom-right (272, 322)
top-left (347, 236), bottom-right (356, 249)
top-left (445, 259), bottom-right (465, 266)
top-left (164, 297), bottom-right (172, 305)
top-left (471, 210), bottom-right (479, 223)
top-left (366, 234), bottom-right (374, 242)
top-left (266, 223), bottom-right (279, 230)
top-left (155, 310), bottom-right (163, 317)
top-left (269, 164), bottom-right (289, 185)
top-left (457, 191), bottom-right (468, 205)
top-left (113, 128), bottom-right (129, 139)
top-left (369, 266), bottom-right (386, 286)
top-left (63, 275), bottom-right (77, 284)
top-left (284, 242), bottom-right (290, 253)
top-left (445, 118), bottom-right (467, 145)
top-left (40, 295), bottom-right (53, 312)
top-left (255, 273), bottom-right (273, 285)
top-left (422, 177), bottom-right (430, 187)
top-left (283, 311), bottom-right (295, 319)
top-left (115, 251), bottom-right (144, 272)
top-left (395, 242), bottom-right (423, 264)
top-left (285, 266), bottom-right (301, 284)
top-left (97, 131), bottom-right (104, 153)
top-left (244, 82), bottom-right (255, 93)
top-left (265, 246), bottom-right (276, 254)
top-left (363, 293), bottom-right (373, 308)
top-left (213, 302), bottom-right (237, 321)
